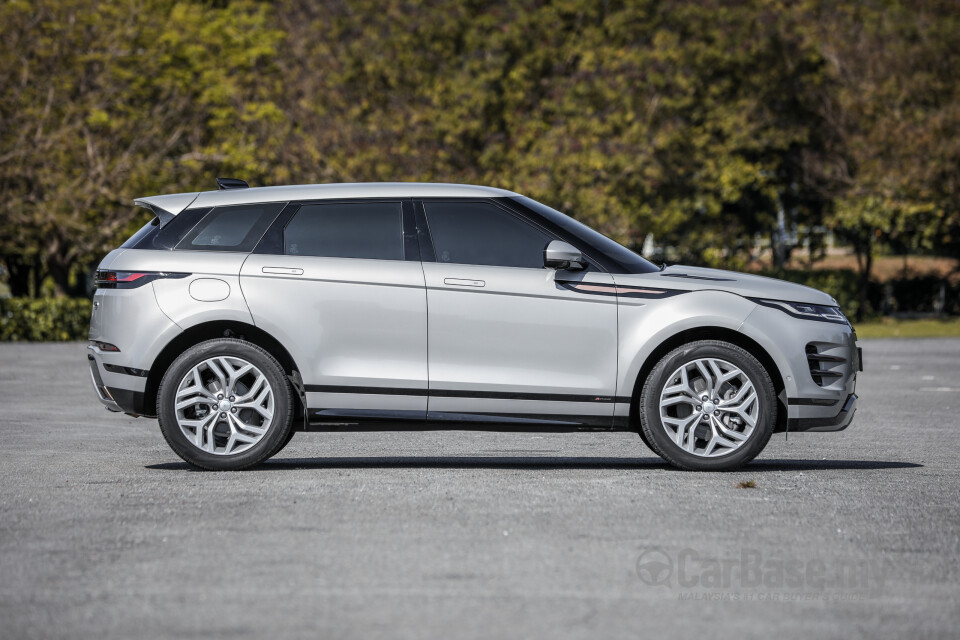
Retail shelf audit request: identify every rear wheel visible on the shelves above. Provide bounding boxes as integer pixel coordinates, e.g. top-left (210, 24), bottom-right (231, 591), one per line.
top-left (157, 338), bottom-right (294, 470)
top-left (639, 340), bottom-right (776, 471)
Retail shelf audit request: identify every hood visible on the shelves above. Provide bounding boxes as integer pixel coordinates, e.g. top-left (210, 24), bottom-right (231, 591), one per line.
top-left (614, 265), bottom-right (837, 306)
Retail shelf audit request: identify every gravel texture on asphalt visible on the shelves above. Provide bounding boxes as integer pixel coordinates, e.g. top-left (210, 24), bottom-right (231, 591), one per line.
top-left (1, 340), bottom-right (958, 639)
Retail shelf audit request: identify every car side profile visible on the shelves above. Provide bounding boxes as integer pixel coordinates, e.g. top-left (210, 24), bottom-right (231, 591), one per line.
top-left (88, 180), bottom-right (860, 471)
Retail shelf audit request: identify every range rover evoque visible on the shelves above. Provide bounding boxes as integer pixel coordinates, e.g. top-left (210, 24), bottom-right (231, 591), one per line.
top-left (88, 180), bottom-right (860, 471)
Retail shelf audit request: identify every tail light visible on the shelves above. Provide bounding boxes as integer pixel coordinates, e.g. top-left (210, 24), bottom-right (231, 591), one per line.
top-left (95, 271), bottom-right (188, 289)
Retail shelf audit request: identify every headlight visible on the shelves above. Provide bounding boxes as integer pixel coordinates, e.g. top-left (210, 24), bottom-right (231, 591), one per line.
top-left (752, 299), bottom-right (848, 324)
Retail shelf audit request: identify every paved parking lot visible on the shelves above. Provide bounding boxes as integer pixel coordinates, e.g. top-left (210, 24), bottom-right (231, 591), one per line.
top-left (1, 339), bottom-right (958, 639)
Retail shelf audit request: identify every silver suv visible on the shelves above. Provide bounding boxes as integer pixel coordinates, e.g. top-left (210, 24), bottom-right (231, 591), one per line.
top-left (88, 181), bottom-right (860, 471)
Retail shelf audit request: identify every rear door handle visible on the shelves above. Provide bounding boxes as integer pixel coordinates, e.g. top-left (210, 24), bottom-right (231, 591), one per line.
top-left (443, 278), bottom-right (485, 288)
top-left (262, 266), bottom-right (303, 275)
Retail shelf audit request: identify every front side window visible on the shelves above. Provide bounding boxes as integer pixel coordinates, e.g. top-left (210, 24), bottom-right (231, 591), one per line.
top-left (284, 201), bottom-right (403, 260)
top-left (512, 196), bottom-right (658, 274)
top-left (177, 203), bottom-right (283, 252)
top-left (424, 201), bottom-right (552, 269)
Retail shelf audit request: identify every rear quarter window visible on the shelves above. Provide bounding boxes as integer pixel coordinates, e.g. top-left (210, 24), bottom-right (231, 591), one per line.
top-left (176, 203), bottom-right (284, 252)
top-left (121, 216), bottom-right (160, 248)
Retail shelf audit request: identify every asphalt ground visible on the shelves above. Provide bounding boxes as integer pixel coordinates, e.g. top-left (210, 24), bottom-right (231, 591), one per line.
top-left (0, 339), bottom-right (958, 639)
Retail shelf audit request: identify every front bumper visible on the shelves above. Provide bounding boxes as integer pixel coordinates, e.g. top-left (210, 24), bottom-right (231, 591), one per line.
top-left (740, 303), bottom-right (860, 433)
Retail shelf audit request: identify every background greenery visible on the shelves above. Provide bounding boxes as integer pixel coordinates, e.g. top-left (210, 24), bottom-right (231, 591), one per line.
top-left (0, 297), bottom-right (91, 341)
top-left (2, 0), bottom-right (959, 338)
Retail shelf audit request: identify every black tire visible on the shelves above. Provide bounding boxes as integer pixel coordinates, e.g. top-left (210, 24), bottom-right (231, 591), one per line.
top-left (639, 340), bottom-right (776, 471)
top-left (272, 428), bottom-right (297, 457)
top-left (635, 417), bottom-right (656, 452)
top-left (157, 338), bottom-right (294, 470)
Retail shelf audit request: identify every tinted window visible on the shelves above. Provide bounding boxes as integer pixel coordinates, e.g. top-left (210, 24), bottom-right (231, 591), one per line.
top-left (424, 201), bottom-right (552, 269)
top-left (177, 203), bottom-right (283, 252)
top-left (121, 216), bottom-right (160, 248)
top-left (284, 201), bottom-right (403, 260)
top-left (512, 196), bottom-right (659, 274)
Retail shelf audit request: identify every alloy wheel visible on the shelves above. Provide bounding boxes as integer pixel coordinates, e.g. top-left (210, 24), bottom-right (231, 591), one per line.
top-left (174, 356), bottom-right (275, 456)
top-left (658, 357), bottom-right (759, 457)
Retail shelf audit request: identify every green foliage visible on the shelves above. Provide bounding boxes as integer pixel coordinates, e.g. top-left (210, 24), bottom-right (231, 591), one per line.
top-left (0, 0), bottom-right (286, 296)
top-left (1, 0), bottom-right (958, 310)
top-left (818, 1), bottom-right (960, 315)
top-left (0, 298), bottom-right (91, 341)
top-left (275, 0), bottom-right (836, 266)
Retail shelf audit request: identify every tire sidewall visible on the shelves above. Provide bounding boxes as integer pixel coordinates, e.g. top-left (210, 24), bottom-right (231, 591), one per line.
top-left (641, 341), bottom-right (776, 471)
top-left (158, 339), bottom-right (293, 470)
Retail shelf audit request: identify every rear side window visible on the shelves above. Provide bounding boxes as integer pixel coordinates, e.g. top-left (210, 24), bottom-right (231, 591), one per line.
top-left (284, 201), bottom-right (403, 260)
top-left (121, 216), bottom-right (160, 248)
top-left (424, 201), bottom-right (552, 268)
top-left (177, 203), bottom-right (283, 252)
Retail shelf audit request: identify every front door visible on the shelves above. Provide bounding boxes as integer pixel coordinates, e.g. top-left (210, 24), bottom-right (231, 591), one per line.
top-left (419, 200), bottom-right (619, 427)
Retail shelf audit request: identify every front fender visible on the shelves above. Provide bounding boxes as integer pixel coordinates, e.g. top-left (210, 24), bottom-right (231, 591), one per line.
top-left (615, 289), bottom-right (759, 400)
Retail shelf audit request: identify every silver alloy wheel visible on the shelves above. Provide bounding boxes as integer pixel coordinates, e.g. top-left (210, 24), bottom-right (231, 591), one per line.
top-left (659, 357), bottom-right (759, 457)
top-left (174, 356), bottom-right (275, 456)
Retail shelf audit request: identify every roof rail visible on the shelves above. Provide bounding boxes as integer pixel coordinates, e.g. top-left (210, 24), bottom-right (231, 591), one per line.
top-left (216, 177), bottom-right (249, 190)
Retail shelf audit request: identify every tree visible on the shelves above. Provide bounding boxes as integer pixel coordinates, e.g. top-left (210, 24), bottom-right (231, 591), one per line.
top-left (814, 0), bottom-right (960, 318)
top-left (274, 0), bottom-right (837, 269)
top-left (0, 0), bottom-right (286, 295)
top-left (2, 0), bottom-right (958, 311)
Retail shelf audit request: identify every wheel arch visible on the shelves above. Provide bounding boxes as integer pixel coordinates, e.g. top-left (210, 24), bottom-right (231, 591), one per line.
top-left (628, 326), bottom-right (787, 433)
top-left (144, 320), bottom-right (301, 417)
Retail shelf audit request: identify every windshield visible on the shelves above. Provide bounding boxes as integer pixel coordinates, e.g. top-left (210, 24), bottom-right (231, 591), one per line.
top-left (511, 196), bottom-right (659, 274)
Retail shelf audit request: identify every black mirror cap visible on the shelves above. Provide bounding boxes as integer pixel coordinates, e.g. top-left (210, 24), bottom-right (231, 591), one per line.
top-left (216, 177), bottom-right (249, 190)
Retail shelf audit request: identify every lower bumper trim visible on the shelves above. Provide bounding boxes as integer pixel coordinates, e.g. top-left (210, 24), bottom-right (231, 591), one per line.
top-left (789, 394), bottom-right (857, 433)
top-left (106, 387), bottom-right (152, 418)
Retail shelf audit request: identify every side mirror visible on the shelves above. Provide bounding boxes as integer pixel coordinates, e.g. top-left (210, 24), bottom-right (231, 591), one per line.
top-left (543, 240), bottom-right (585, 270)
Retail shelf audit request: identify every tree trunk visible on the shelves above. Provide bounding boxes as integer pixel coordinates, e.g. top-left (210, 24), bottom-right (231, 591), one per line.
top-left (855, 238), bottom-right (873, 323)
top-left (4, 257), bottom-right (33, 297)
top-left (47, 260), bottom-right (87, 298)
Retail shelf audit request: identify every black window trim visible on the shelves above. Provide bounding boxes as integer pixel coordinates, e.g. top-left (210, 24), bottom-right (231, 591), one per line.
top-left (252, 197), bottom-right (415, 261)
top-left (416, 197), bottom-right (606, 272)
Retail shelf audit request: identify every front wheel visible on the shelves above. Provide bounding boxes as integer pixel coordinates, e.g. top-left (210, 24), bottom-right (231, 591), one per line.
top-left (157, 338), bottom-right (294, 470)
top-left (639, 340), bottom-right (776, 471)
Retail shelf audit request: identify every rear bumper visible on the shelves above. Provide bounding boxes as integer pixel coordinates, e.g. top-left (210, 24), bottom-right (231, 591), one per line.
top-left (88, 354), bottom-right (122, 412)
top-left (789, 393), bottom-right (857, 432)
top-left (87, 347), bottom-right (151, 416)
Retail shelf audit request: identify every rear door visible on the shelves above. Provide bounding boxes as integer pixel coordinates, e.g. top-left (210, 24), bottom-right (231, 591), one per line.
top-left (240, 199), bottom-right (428, 421)
top-left (418, 199), bottom-right (619, 427)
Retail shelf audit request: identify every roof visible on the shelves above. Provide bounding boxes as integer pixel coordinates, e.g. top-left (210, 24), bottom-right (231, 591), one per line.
top-left (134, 182), bottom-right (520, 220)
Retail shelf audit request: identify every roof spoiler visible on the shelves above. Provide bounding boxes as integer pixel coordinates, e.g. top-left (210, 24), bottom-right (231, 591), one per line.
top-left (133, 192), bottom-right (199, 227)
top-left (217, 177), bottom-right (249, 190)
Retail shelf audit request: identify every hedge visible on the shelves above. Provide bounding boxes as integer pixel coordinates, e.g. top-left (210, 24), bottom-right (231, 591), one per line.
top-left (0, 298), bottom-right (92, 341)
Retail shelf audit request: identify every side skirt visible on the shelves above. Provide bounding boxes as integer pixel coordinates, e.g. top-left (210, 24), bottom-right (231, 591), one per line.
top-left (306, 409), bottom-right (633, 432)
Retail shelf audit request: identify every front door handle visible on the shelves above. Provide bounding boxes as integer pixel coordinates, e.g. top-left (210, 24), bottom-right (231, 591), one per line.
top-left (262, 266), bottom-right (304, 275)
top-left (443, 278), bottom-right (485, 288)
